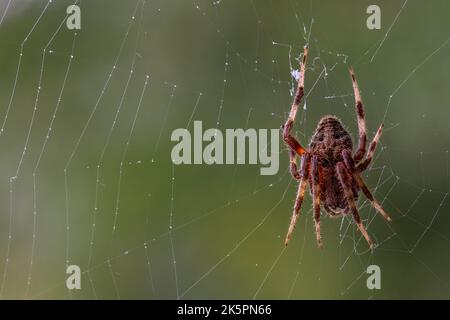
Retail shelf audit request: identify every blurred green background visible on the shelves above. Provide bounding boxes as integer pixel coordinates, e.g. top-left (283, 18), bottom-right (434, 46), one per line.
top-left (0, 0), bottom-right (449, 299)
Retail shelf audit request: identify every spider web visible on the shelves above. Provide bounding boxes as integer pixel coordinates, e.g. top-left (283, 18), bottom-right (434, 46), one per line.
top-left (0, 0), bottom-right (449, 299)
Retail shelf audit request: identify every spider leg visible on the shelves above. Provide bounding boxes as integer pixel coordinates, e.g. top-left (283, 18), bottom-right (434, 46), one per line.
top-left (311, 155), bottom-right (323, 248)
top-left (283, 46), bottom-right (308, 157)
top-left (285, 153), bottom-right (310, 246)
top-left (289, 149), bottom-right (301, 180)
top-left (357, 123), bottom-right (383, 171)
top-left (349, 68), bottom-right (367, 162)
top-left (336, 162), bottom-right (374, 249)
top-left (342, 150), bottom-right (391, 222)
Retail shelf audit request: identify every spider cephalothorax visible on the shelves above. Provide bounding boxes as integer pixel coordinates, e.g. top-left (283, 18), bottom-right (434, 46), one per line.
top-left (283, 46), bottom-right (391, 249)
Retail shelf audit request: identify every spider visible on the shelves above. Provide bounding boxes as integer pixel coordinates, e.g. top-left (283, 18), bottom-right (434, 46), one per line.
top-left (282, 46), bottom-right (391, 249)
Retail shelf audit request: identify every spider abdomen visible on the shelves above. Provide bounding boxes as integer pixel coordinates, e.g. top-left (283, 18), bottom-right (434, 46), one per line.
top-left (309, 115), bottom-right (353, 165)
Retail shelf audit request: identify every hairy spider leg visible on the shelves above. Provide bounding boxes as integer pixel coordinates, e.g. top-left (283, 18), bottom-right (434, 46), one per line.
top-left (336, 162), bottom-right (374, 248)
top-left (342, 150), bottom-right (391, 222)
top-left (349, 68), bottom-right (367, 163)
top-left (283, 46), bottom-right (309, 170)
top-left (357, 123), bottom-right (384, 171)
top-left (289, 149), bottom-right (301, 180)
top-left (285, 153), bottom-right (310, 246)
top-left (311, 155), bottom-right (323, 248)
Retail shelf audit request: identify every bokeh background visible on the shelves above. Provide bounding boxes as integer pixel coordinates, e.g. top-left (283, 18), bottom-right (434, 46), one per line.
top-left (0, 0), bottom-right (449, 299)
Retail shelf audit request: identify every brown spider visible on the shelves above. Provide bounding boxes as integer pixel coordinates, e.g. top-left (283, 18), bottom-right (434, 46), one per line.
top-left (282, 46), bottom-right (391, 249)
